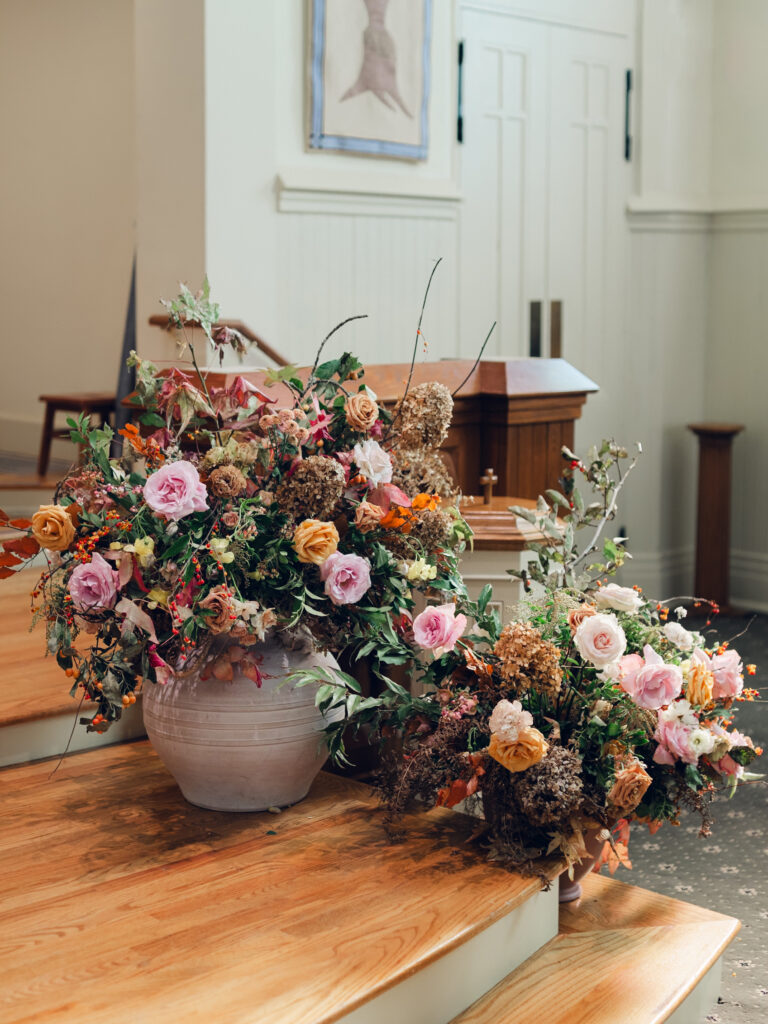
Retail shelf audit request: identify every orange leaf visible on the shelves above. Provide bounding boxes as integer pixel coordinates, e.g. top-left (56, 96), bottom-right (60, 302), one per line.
top-left (9, 518), bottom-right (32, 529)
top-left (0, 567), bottom-right (16, 579)
top-left (0, 552), bottom-right (22, 567)
top-left (3, 536), bottom-right (40, 558)
top-left (0, 508), bottom-right (8, 523)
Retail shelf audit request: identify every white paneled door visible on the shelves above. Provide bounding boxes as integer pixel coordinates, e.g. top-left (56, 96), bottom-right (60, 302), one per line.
top-left (459, 3), bottom-right (634, 440)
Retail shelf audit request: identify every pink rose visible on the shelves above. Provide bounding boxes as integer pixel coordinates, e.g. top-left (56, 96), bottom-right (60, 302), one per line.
top-left (69, 552), bottom-right (119, 611)
top-left (653, 718), bottom-right (698, 766)
top-left (320, 552), bottom-right (372, 606)
top-left (710, 648), bottom-right (743, 699)
top-left (574, 612), bottom-right (627, 668)
top-left (620, 644), bottom-right (683, 710)
top-left (143, 461), bottom-right (208, 521)
top-left (413, 603), bottom-right (467, 656)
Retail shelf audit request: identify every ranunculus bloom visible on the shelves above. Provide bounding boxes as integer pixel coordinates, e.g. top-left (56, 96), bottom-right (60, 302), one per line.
top-left (488, 728), bottom-right (548, 773)
top-left (143, 460), bottom-right (208, 521)
top-left (352, 439), bottom-right (392, 487)
top-left (653, 717), bottom-right (698, 766)
top-left (198, 585), bottom-right (235, 634)
top-left (568, 603), bottom-right (597, 634)
top-left (710, 648), bottom-right (744, 699)
top-left (31, 504), bottom-right (76, 551)
top-left (488, 698), bottom-right (533, 743)
top-left (320, 552), bottom-right (371, 605)
top-left (293, 519), bottom-right (339, 565)
top-left (662, 621), bottom-right (694, 651)
top-left (607, 760), bottom-right (652, 816)
top-left (594, 583), bottom-right (643, 614)
top-left (69, 552), bottom-right (119, 610)
top-left (345, 391), bottom-right (379, 432)
top-left (413, 603), bottom-right (467, 656)
top-left (354, 501), bottom-right (384, 534)
top-left (574, 612), bottom-right (627, 668)
top-left (619, 644), bottom-right (683, 710)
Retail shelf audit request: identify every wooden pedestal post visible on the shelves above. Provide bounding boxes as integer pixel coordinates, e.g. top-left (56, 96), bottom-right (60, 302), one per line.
top-left (688, 423), bottom-right (744, 609)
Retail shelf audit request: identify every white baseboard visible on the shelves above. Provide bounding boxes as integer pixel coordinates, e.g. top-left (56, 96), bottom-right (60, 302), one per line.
top-left (730, 549), bottom-right (768, 612)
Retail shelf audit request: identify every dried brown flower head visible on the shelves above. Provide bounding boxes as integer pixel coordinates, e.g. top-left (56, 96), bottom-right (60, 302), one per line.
top-left (391, 450), bottom-right (457, 500)
top-left (275, 456), bottom-right (345, 521)
top-left (493, 622), bottom-right (563, 697)
top-left (512, 746), bottom-right (584, 828)
top-left (395, 382), bottom-right (453, 450)
top-left (198, 585), bottom-right (235, 634)
top-left (410, 508), bottom-right (452, 553)
top-left (209, 465), bottom-right (247, 499)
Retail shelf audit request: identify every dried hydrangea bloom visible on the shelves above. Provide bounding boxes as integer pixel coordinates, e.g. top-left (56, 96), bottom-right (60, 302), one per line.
top-left (275, 455), bottom-right (345, 521)
top-left (395, 382), bottom-right (453, 449)
top-left (208, 465), bottom-right (247, 499)
top-left (410, 508), bottom-right (452, 553)
top-left (391, 449), bottom-right (457, 500)
top-left (512, 746), bottom-right (584, 827)
top-left (493, 621), bottom-right (563, 697)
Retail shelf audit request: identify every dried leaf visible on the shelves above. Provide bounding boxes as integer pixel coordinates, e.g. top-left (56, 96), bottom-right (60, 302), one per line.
top-left (3, 536), bottom-right (40, 558)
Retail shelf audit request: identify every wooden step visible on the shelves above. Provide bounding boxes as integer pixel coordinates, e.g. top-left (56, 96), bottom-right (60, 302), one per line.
top-left (0, 569), bottom-right (144, 766)
top-left (0, 741), bottom-right (560, 1024)
top-left (451, 873), bottom-right (740, 1024)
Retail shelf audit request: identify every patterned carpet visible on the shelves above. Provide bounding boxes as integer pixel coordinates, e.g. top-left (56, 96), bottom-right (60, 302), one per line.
top-left (600, 611), bottom-right (768, 1023)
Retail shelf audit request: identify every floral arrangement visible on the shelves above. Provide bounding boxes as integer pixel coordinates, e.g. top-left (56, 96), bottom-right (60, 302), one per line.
top-left (0, 282), bottom-right (470, 756)
top-left (347, 441), bottom-right (763, 876)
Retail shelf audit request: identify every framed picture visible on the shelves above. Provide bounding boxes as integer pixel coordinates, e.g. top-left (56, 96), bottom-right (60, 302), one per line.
top-left (308, 0), bottom-right (432, 160)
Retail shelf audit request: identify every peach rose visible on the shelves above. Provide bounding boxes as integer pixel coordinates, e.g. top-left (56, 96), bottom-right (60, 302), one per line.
top-left (31, 504), bottom-right (76, 551)
top-left (686, 661), bottom-right (714, 707)
top-left (607, 760), bottom-right (652, 816)
top-left (292, 519), bottom-right (339, 565)
top-left (354, 501), bottom-right (384, 534)
top-left (198, 585), bottom-right (235, 634)
top-left (488, 727), bottom-right (548, 773)
top-left (345, 391), bottom-right (379, 432)
top-left (568, 604), bottom-right (597, 634)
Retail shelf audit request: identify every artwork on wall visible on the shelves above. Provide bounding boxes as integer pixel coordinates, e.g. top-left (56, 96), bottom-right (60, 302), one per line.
top-left (308, 0), bottom-right (432, 160)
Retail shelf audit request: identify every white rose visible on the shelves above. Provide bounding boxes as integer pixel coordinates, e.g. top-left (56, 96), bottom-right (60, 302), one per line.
top-left (574, 612), bottom-right (627, 668)
top-left (689, 728), bottom-right (716, 757)
top-left (594, 583), bottom-right (643, 614)
top-left (662, 621), bottom-right (694, 651)
top-left (352, 439), bottom-right (392, 487)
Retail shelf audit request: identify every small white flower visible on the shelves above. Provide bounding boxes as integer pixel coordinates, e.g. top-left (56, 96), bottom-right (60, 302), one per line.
top-left (662, 621), bottom-right (694, 651)
top-left (489, 699), bottom-right (533, 744)
top-left (675, 606), bottom-right (688, 619)
top-left (689, 728), bottom-right (716, 756)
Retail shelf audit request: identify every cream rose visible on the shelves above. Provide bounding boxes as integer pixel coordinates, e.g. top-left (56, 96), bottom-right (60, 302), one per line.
top-left (662, 621), bottom-right (695, 651)
top-left (607, 760), bottom-right (652, 816)
top-left (352, 439), bottom-right (392, 487)
top-left (574, 612), bottom-right (627, 668)
top-left (594, 583), bottom-right (643, 614)
top-left (292, 519), bottom-right (339, 565)
top-left (488, 727), bottom-right (548, 773)
top-left (31, 504), bottom-right (76, 551)
top-left (345, 391), bottom-right (379, 432)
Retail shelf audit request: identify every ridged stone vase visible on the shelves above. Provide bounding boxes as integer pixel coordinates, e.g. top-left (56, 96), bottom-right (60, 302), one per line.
top-left (143, 639), bottom-right (343, 812)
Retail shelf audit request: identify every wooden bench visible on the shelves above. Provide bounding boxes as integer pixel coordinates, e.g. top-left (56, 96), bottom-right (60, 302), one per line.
top-left (37, 392), bottom-right (115, 475)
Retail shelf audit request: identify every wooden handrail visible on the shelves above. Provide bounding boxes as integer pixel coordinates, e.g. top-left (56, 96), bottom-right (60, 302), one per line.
top-left (148, 315), bottom-right (289, 367)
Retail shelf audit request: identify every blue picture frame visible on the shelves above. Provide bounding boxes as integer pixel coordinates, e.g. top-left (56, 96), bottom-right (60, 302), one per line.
top-left (309, 0), bottom-right (432, 160)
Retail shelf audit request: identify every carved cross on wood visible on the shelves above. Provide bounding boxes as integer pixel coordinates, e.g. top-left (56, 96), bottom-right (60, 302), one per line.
top-left (480, 467), bottom-right (498, 505)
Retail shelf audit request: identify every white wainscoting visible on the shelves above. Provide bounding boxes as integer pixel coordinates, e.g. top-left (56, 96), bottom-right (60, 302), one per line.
top-left (275, 179), bottom-right (461, 367)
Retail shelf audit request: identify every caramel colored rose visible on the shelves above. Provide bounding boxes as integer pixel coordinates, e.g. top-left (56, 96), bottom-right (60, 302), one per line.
top-left (31, 504), bottom-right (76, 551)
top-left (354, 501), bottom-right (384, 534)
top-left (293, 519), bottom-right (339, 565)
top-left (488, 727), bottom-right (548, 773)
top-left (607, 759), bottom-right (652, 816)
top-left (345, 392), bottom-right (379, 432)
top-left (686, 662), bottom-right (714, 707)
top-left (198, 585), bottom-right (235, 634)
top-left (568, 603), bottom-right (597, 634)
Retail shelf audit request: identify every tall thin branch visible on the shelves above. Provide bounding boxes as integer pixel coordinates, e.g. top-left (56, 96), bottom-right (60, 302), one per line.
top-left (451, 321), bottom-right (497, 397)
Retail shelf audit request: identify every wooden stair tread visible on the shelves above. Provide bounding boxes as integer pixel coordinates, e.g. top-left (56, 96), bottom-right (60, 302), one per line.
top-left (0, 740), bottom-right (558, 1024)
top-left (0, 473), bottom-right (63, 491)
top-left (452, 874), bottom-right (740, 1024)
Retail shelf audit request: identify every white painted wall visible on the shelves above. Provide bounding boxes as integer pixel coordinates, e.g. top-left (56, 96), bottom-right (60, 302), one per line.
top-left (0, 0), bottom-right (135, 456)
